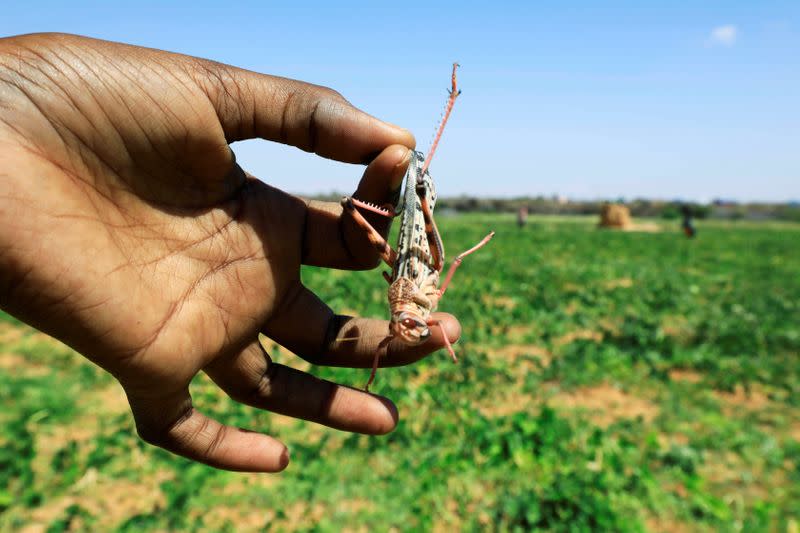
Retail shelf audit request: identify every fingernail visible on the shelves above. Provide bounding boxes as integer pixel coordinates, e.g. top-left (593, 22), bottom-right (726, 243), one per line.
top-left (278, 447), bottom-right (290, 470)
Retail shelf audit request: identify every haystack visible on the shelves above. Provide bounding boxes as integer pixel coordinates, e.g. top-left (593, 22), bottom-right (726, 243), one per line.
top-left (598, 203), bottom-right (632, 229)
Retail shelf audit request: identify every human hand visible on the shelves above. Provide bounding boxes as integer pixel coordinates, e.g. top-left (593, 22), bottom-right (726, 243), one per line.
top-left (0, 33), bottom-right (460, 472)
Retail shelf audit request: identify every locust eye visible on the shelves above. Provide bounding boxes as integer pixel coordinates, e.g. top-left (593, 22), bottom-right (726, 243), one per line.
top-left (401, 318), bottom-right (419, 330)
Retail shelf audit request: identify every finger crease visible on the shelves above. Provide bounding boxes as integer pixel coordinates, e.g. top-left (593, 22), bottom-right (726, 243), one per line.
top-left (299, 200), bottom-right (311, 263)
top-left (203, 422), bottom-right (229, 460)
top-left (147, 404), bottom-right (195, 448)
top-left (279, 90), bottom-right (296, 144)
top-left (307, 99), bottom-right (322, 154)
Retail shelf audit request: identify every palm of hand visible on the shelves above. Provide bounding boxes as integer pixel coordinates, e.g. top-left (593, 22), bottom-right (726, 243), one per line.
top-left (0, 34), bottom-right (459, 471)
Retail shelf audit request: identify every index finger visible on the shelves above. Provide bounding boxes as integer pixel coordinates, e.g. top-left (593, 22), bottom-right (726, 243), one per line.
top-left (199, 62), bottom-right (415, 163)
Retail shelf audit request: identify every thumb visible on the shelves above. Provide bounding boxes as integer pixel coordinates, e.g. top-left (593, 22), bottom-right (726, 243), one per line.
top-left (197, 61), bottom-right (415, 163)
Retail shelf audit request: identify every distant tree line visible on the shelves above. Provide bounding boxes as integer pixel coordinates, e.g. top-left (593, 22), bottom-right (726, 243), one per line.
top-left (305, 193), bottom-right (800, 222)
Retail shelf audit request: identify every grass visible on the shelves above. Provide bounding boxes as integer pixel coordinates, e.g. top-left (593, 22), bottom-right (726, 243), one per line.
top-left (1, 214), bottom-right (798, 532)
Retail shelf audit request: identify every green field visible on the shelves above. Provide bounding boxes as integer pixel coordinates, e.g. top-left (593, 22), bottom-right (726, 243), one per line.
top-left (1, 214), bottom-right (799, 532)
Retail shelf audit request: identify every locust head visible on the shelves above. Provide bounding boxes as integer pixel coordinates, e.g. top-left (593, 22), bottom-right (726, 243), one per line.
top-left (390, 311), bottom-right (430, 345)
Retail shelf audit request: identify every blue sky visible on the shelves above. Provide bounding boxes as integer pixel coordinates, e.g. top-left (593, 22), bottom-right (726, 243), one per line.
top-left (2, 1), bottom-right (798, 201)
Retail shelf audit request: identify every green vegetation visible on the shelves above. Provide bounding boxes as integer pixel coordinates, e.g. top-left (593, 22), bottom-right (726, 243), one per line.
top-left (1, 215), bottom-right (798, 531)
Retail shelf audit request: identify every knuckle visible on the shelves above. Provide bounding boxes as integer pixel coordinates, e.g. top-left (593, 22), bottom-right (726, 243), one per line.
top-left (231, 359), bottom-right (279, 406)
top-left (201, 420), bottom-right (227, 459)
top-left (310, 84), bottom-right (345, 104)
top-left (134, 406), bottom-right (194, 449)
top-left (135, 420), bottom-right (167, 447)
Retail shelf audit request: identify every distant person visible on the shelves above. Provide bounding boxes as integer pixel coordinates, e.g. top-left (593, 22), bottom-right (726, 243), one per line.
top-left (517, 206), bottom-right (529, 228)
top-left (0, 33), bottom-right (460, 472)
top-left (681, 205), bottom-right (696, 238)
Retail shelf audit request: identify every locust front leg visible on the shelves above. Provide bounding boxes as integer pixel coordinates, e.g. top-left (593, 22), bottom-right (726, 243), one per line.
top-left (427, 319), bottom-right (457, 363)
top-left (341, 197), bottom-right (397, 269)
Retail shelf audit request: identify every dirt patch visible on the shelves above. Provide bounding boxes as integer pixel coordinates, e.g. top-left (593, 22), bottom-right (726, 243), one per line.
top-left (714, 384), bottom-right (770, 411)
top-left (218, 472), bottom-right (280, 497)
top-left (550, 384), bottom-right (658, 427)
top-left (478, 346), bottom-right (547, 417)
top-left (0, 322), bottom-right (69, 355)
top-left (22, 471), bottom-right (170, 531)
top-left (668, 369), bottom-right (703, 384)
top-left (491, 344), bottom-right (551, 367)
top-left (266, 412), bottom-right (302, 430)
top-left (29, 384), bottom-right (133, 479)
top-left (0, 322), bottom-right (25, 344)
top-left (660, 315), bottom-right (694, 342)
top-left (279, 502), bottom-right (326, 530)
top-left (192, 504), bottom-right (274, 532)
top-left (505, 324), bottom-right (533, 342)
top-left (790, 422), bottom-right (800, 442)
top-left (479, 389), bottom-right (535, 418)
top-left (29, 425), bottom-right (104, 489)
top-left (553, 329), bottom-right (604, 348)
top-left (481, 295), bottom-right (517, 311)
top-left (0, 322), bottom-right (68, 377)
top-left (597, 317), bottom-right (623, 336)
top-left (603, 277), bottom-right (634, 290)
top-left (408, 366), bottom-right (440, 388)
top-left (0, 351), bottom-right (50, 376)
top-left (698, 450), bottom-right (785, 502)
top-left (644, 515), bottom-right (693, 533)
top-left (564, 300), bottom-right (580, 315)
top-left (562, 282), bottom-right (582, 293)
top-left (338, 498), bottom-right (374, 514)
top-left (657, 433), bottom-right (690, 448)
top-left (83, 383), bottom-right (129, 415)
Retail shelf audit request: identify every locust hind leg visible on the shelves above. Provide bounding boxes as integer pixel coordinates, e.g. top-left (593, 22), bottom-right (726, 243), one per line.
top-left (438, 231), bottom-right (496, 298)
top-left (349, 197), bottom-right (395, 218)
top-left (417, 187), bottom-right (445, 271)
top-left (341, 197), bottom-right (397, 268)
top-left (427, 320), bottom-right (457, 363)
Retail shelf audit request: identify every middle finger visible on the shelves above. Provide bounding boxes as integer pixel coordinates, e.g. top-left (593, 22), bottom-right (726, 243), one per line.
top-left (262, 281), bottom-right (461, 368)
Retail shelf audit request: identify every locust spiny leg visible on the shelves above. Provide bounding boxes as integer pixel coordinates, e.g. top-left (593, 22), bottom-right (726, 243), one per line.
top-left (341, 197), bottom-right (397, 267)
top-left (349, 197), bottom-right (395, 218)
top-left (428, 320), bottom-right (457, 363)
top-left (438, 231), bottom-right (496, 297)
top-left (417, 187), bottom-right (445, 271)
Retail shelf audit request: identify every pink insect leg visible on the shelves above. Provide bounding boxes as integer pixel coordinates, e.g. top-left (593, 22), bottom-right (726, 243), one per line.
top-left (349, 198), bottom-right (395, 218)
top-left (341, 197), bottom-right (397, 267)
top-left (420, 63), bottom-right (461, 177)
top-left (428, 320), bottom-right (457, 363)
top-left (365, 336), bottom-right (394, 392)
top-left (438, 231), bottom-right (496, 298)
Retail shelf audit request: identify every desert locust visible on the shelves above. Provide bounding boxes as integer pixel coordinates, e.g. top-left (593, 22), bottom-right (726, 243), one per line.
top-left (341, 64), bottom-right (494, 389)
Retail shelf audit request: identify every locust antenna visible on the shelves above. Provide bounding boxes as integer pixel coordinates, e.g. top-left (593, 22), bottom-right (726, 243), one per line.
top-left (420, 63), bottom-right (461, 177)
